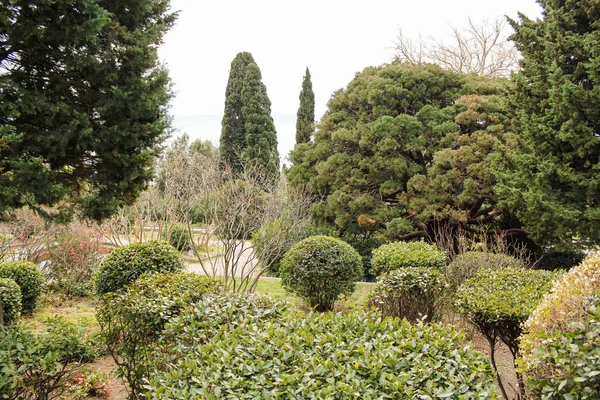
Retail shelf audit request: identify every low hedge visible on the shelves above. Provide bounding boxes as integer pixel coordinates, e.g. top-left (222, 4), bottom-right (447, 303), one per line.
top-left (146, 312), bottom-right (497, 399)
top-left (371, 241), bottom-right (446, 276)
top-left (97, 272), bottom-right (222, 397)
top-left (94, 241), bottom-right (184, 294)
top-left (446, 251), bottom-right (526, 292)
top-left (0, 261), bottom-right (45, 314)
top-left (280, 236), bottom-right (362, 311)
top-left (519, 254), bottom-right (600, 398)
top-left (368, 267), bottom-right (447, 322)
top-left (0, 278), bottom-right (22, 325)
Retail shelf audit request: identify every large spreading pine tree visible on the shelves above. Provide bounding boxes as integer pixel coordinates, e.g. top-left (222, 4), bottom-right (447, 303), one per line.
top-left (295, 68), bottom-right (315, 144)
top-left (220, 52), bottom-right (256, 172)
top-left (0, 0), bottom-right (176, 221)
top-left (241, 63), bottom-right (279, 179)
top-left (496, 0), bottom-right (600, 247)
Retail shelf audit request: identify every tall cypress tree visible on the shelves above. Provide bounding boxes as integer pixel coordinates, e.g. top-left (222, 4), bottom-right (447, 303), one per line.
top-left (496, 0), bottom-right (600, 247)
top-left (241, 62), bottom-right (279, 179)
top-left (295, 68), bottom-right (315, 144)
top-left (220, 52), bottom-right (256, 172)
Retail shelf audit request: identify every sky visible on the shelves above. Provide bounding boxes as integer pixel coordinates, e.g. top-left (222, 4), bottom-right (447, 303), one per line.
top-left (157, 0), bottom-right (543, 163)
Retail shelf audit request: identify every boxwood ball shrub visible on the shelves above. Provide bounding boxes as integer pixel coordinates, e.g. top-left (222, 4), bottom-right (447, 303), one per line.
top-left (371, 240), bottom-right (446, 276)
top-left (94, 241), bottom-right (184, 294)
top-left (0, 278), bottom-right (22, 325)
top-left (0, 261), bottom-right (45, 314)
top-left (446, 251), bottom-right (526, 292)
top-left (167, 224), bottom-right (192, 252)
top-left (368, 267), bottom-right (447, 322)
top-left (146, 312), bottom-right (497, 399)
top-left (280, 235), bottom-right (362, 311)
top-left (456, 267), bottom-right (560, 399)
top-left (519, 254), bottom-right (600, 398)
top-left (97, 272), bottom-right (222, 397)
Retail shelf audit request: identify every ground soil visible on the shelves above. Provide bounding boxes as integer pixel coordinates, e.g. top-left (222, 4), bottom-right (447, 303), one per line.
top-left (88, 357), bottom-right (128, 400)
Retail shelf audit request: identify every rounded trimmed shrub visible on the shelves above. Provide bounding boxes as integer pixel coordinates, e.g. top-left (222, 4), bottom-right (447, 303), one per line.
top-left (97, 271), bottom-right (223, 397)
top-left (371, 240), bottom-right (446, 276)
top-left (456, 267), bottom-right (560, 398)
top-left (368, 266), bottom-right (447, 322)
top-left (280, 235), bottom-right (362, 311)
top-left (0, 278), bottom-right (22, 325)
top-left (146, 312), bottom-right (497, 399)
top-left (94, 241), bottom-right (184, 294)
top-left (446, 251), bottom-right (526, 292)
top-left (168, 224), bottom-right (192, 252)
top-left (0, 261), bottom-right (45, 314)
top-left (519, 254), bottom-right (600, 398)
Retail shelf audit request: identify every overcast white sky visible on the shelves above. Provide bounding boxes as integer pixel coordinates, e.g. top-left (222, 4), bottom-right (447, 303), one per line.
top-left (158, 0), bottom-right (543, 161)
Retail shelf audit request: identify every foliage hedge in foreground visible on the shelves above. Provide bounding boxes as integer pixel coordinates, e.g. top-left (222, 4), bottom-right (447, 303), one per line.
top-left (146, 312), bottom-right (497, 399)
top-left (0, 261), bottom-right (45, 314)
top-left (519, 255), bottom-right (600, 398)
top-left (0, 278), bottom-right (21, 325)
top-left (94, 241), bottom-right (184, 294)
top-left (280, 235), bottom-right (362, 311)
top-left (368, 267), bottom-right (446, 322)
top-left (371, 241), bottom-right (446, 276)
top-left (97, 272), bottom-right (223, 398)
top-left (456, 267), bottom-right (560, 398)
top-left (446, 251), bottom-right (526, 292)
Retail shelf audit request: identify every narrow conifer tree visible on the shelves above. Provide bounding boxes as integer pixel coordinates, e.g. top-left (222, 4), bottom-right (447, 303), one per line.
top-left (241, 63), bottom-right (279, 179)
top-left (295, 68), bottom-right (315, 144)
top-left (220, 52), bottom-right (256, 171)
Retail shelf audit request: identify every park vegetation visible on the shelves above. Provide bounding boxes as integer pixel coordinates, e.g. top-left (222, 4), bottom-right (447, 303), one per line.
top-left (0, 0), bottom-right (599, 399)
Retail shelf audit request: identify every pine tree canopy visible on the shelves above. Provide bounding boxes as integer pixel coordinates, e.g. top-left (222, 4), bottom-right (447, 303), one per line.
top-left (0, 0), bottom-right (176, 221)
top-left (296, 67), bottom-right (315, 144)
top-left (241, 62), bottom-right (279, 179)
top-left (220, 52), bottom-right (256, 172)
top-left (495, 0), bottom-right (600, 247)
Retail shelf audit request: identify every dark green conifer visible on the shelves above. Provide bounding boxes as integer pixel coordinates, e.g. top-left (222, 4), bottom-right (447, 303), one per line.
top-left (295, 68), bottom-right (315, 144)
top-left (241, 63), bottom-right (279, 179)
top-left (220, 52), bottom-right (256, 172)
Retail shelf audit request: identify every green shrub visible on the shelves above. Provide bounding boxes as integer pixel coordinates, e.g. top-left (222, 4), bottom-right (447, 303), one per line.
top-left (534, 249), bottom-right (586, 271)
top-left (97, 272), bottom-right (222, 398)
top-left (280, 236), bottom-right (362, 311)
top-left (456, 267), bottom-right (560, 399)
top-left (94, 241), bottom-right (184, 294)
top-left (371, 240), bottom-right (446, 276)
top-left (341, 232), bottom-right (388, 281)
top-left (446, 251), bottom-right (526, 292)
top-left (368, 267), bottom-right (447, 322)
top-left (519, 254), bottom-right (600, 398)
top-left (0, 261), bottom-right (45, 314)
top-left (152, 293), bottom-right (286, 371)
top-left (0, 317), bottom-right (96, 399)
top-left (146, 312), bottom-right (497, 399)
top-left (167, 224), bottom-right (192, 252)
top-left (0, 278), bottom-right (22, 325)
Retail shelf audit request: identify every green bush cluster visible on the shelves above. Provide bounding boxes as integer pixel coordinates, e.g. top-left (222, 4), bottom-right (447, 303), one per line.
top-left (0, 278), bottom-right (22, 325)
top-left (280, 235), bottom-right (362, 311)
top-left (94, 241), bottom-right (184, 294)
top-left (368, 266), bottom-right (447, 322)
top-left (146, 312), bottom-right (497, 399)
top-left (168, 224), bottom-right (192, 252)
top-left (371, 240), bottom-right (446, 276)
top-left (446, 251), bottom-right (526, 292)
top-left (0, 317), bottom-right (97, 399)
top-left (340, 232), bottom-right (388, 281)
top-left (0, 261), bottom-right (45, 314)
top-left (97, 272), bottom-right (222, 397)
top-left (519, 254), bottom-right (600, 398)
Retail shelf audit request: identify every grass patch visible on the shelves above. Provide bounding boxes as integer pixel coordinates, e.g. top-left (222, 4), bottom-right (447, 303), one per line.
top-left (22, 293), bottom-right (100, 335)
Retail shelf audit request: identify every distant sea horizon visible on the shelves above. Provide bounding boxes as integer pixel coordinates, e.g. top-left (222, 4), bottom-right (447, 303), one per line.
top-left (170, 114), bottom-right (297, 165)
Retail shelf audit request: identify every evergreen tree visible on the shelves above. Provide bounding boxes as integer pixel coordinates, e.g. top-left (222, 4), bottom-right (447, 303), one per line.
top-left (220, 52), bottom-right (256, 172)
top-left (296, 68), bottom-right (315, 144)
top-left (496, 0), bottom-right (600, 247)
top-left (241, 63), bottom-right (279, 179)
top-left (0, 0), bottom-right (176, 221)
